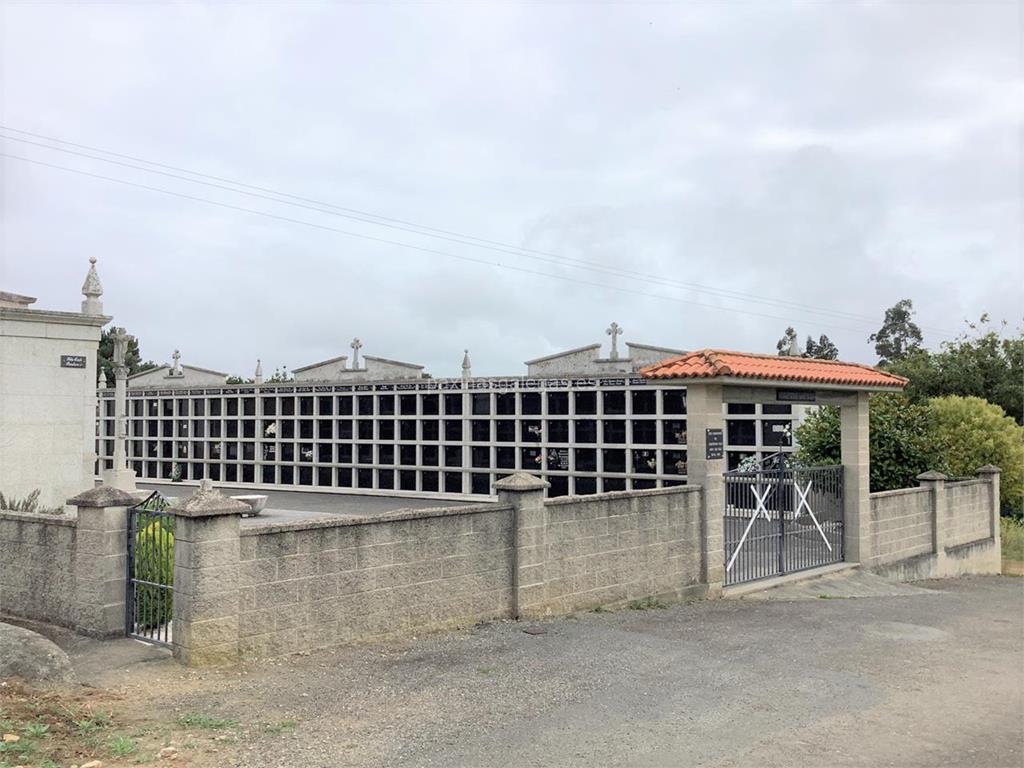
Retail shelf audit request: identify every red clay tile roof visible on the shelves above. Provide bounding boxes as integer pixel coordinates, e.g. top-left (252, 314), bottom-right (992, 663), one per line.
top-left (639, 349), bottom-right (907, 389)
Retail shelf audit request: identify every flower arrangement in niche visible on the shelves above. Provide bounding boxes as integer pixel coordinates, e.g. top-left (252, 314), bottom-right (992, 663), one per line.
top-left (170, 462), bottom-right (182, 482)
top-left (264, 423), bottom-right (277, 437)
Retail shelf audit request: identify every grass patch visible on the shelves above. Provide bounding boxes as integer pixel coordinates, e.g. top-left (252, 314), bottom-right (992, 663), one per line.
top-left (260, 719), bottom-right (298, 736)
top-left (176, 712), bottom-right (239, 730)
top-left (109, 734), bottom-right (137, 756)
top-left (1001, 516), bottom-right (1024, 561)
top-left (627, 596), bottom-right (667, 611)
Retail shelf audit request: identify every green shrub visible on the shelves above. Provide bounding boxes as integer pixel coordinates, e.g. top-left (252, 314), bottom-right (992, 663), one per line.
top-left (928, 396), bottom-right (1023, 516)
top-left (132, 517), bottom-right (174, 628)
top-left (795, 394), bottom-right (939, 493)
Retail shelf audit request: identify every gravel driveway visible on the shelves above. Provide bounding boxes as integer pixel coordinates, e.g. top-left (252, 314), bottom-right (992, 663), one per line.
top-left (79, 575), bottom-right (1022, 767)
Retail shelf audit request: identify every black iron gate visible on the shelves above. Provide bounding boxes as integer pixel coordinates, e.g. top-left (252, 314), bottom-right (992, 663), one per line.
top-left (126, 491), bottom-right (174, 646)
top-left (723, 460), bottom-right (844, 586)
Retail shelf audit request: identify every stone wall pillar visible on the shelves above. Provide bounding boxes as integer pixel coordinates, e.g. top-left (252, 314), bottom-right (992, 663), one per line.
top-left (494, 472), bottom-right (550, 619)
top-left (976, 465), bottom-right (1002, 545)
top-left (683, 382), bottom-right (725, 596)
top-left (917, 470), bottom-right (948, 557)
top-left (67, 485), bottom-right (138, 637)
top-left (840, 391), bottom-right (871, 563)
top-left (170, 480), bottom-right (247, 666)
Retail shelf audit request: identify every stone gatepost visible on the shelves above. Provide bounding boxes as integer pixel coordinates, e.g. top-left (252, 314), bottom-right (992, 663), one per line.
top-left (917, 470), bottom-right (948, 557)
top-left (682, 382), bottom-right (725, 597)
top-left (840, 391), bottom-right (871, 563)
top-left (169, 480), bottom-right (247, 665)
top-left (494, 472), bottom-right (550, 619)
top-left (67, 485), bottom-right (139, 638)
top-left (976, 465), bottom-right (1002, 545)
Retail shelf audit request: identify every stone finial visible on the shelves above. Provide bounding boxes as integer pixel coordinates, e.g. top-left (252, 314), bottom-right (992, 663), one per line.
top-left (67, 485), bottom-right (139, 508)
top-left (254, 358), bottom-right (264, 385)
top-left (462, 349), bottom-right (472, 379)
top-left (606, 322), bottom-right (623, 360)
top-left (350, 337), bottom-right (363, 369)
top-left (787, 334), bottom-right (801, 357)
top-left (81, 257), bottom-right (104, 315)
top-left (168, 478), bottom-right (248, 518)
top-left (98, 367), bottom-right (109, 389)
top-left (493, 472), bottom-right (550, 491)
top-left (170, 349), bottom-right (182, 376)
top-left (916, 470), bottom-right (948, 482)
top-left (975, 465), bottom-right (1001, 475)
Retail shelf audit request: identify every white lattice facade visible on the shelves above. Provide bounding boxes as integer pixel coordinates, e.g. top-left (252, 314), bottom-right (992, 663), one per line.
top-left (96, 374), bottom-right (801, 499)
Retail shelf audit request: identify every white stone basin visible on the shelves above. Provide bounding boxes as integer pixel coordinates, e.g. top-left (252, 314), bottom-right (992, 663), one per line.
top-left (231, 494), bottom-right (268, 516)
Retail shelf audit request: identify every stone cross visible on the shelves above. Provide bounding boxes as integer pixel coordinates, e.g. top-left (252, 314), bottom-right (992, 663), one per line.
top-left (606, 322), bottom-right (623, 360)
top-left (171, 349), bottom-right (182, 375)
top-left (350, 338), bottom-right (363, 369)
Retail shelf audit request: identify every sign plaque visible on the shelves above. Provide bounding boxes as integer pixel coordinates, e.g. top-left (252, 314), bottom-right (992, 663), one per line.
top-left (776, 388), bottom-right (817, 403)
top-left (705, 428), bottom-right (724, 460)
top-left (60, 354), bottom-right (87, 369)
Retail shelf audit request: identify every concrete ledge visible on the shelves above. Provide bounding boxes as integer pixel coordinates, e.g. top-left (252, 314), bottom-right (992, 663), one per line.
top-left (870, 487), bottom-right (930, 500)
top-left (722, 563), bottom-right (859, 599)
top-left (241, 502), bottom-right (513, 536)
top-left (544, 485), bottom-right (700, 506)
top-left (0, 510), bottom-right (77, 527)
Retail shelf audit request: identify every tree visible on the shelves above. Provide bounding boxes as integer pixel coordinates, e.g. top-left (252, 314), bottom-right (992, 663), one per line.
top-left (98, 328), bottom-right (157, 382)
top-left (776, 327), bottom-right (799, 355)
top-left (804, 334), bottom-right (839, 360)
top-left (794, 394), bottom-right (938, 493)
top-left (869, 299), bottom-right (923, 364)
top-left (886, 316), bottom-right (1023, 425)
top-left (929, 396), bottom-right (1023, 515)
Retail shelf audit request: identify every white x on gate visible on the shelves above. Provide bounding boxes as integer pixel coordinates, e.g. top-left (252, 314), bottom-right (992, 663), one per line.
top-left (795, 480), bottom-right (833, 551)
top-left (726, 483), bottom-right (775, 573)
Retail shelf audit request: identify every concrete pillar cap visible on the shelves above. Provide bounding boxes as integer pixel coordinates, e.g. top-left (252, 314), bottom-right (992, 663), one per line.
top-left (168, 479), bottom-right (249, 518)
top-left (975, 465), bottom-right (1002, 475)
top-left (67, 485), bottom-right (139, 508)
top-left (916, 470), bottom-right (948, 482)
top-left (493, 472), bottom-right (550, 491)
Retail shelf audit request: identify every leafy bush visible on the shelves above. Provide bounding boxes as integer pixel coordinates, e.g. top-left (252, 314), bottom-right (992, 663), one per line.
top-left (132, 517), bottom-right (174, 628)
top-left (0, 489), bottom-right (64, 515)
top-left (928, 396), bottom-right (1023, 516)
top-left (795, 394), bottom-right (939, 493)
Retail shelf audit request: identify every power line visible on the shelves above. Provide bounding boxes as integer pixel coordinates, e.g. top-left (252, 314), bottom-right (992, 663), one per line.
top-left (0, 125), bottom-right (954, 336)
top-left (3, 150), bottom-right (901, 336)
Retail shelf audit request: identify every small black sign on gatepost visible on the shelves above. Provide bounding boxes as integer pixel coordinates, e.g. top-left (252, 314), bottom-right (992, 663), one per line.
top-left (705, 428), bottom-right (724, 460)
top-left (60, 355), bottom-right (87, 369)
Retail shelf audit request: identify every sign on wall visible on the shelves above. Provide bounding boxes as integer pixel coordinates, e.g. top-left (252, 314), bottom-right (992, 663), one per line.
top-left (705, 428), bottom-right (724, 460)
top-left (60, 355), bottom-right (87, 369)
top-left (776, 388), bottom-right (816, 403)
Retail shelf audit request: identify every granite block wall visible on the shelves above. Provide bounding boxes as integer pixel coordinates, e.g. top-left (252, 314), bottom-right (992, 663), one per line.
top-left (543, 487), bottom-right (705, 612)
top-left (0, 512), bottom-right (78, 625)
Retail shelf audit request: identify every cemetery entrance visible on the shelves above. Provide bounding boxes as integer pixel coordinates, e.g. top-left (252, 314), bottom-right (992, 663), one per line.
top-left (126, 491), bottom-right (174, 646)
top-left (723, 460), bottom-right (844, 586)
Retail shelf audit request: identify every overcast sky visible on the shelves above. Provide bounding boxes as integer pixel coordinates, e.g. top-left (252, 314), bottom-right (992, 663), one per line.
top-left (2, 2), bottom-right (1021, 378)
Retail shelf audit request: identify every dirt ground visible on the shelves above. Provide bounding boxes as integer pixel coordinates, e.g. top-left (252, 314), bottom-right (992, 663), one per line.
top-left (5, 574), bottom-right (1023, 768)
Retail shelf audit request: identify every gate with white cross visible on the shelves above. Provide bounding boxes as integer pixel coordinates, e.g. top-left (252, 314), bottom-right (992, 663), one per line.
top-left (723, 458), bottom-right (844, 585)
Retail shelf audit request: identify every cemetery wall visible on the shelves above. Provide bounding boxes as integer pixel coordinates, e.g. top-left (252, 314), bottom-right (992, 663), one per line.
top-left (867, 470), bottom-right (1001, 581)
top-left (542, 487), bottom-right (705, 613)
top-left (0, 511), bottom-right (78, 626)
top-left (236, 504), bottom-right (516, 656)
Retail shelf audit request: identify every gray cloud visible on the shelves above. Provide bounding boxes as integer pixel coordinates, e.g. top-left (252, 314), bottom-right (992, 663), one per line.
top-left (2, 2), bottom-right (1020, 378)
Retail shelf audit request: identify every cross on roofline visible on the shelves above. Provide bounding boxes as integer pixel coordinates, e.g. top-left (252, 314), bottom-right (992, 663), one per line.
top-left (606, 322), bottom-right (623, 360)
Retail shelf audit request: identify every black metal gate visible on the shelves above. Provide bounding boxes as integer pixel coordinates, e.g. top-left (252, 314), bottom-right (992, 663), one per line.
top-left (724, 460), bottom-right (844, 586)
top-left (126, 491), bottom-right (174, 646)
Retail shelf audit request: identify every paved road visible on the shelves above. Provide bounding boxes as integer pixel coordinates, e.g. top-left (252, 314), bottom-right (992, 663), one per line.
top-left (76, 575), bottom-right (1022, 768)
